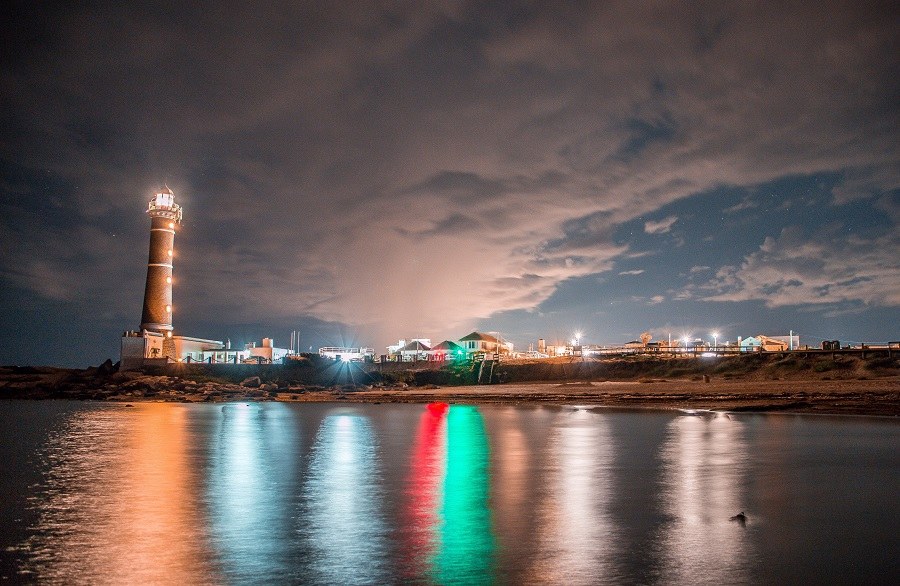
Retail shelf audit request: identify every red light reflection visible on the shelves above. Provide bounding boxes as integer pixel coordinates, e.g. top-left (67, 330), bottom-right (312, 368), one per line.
top-left (402, 402), bottom-right (448, 579)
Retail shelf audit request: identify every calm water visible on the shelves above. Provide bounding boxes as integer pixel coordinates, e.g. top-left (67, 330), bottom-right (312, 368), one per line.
top-left (1, 401), bottom-right (897, 585)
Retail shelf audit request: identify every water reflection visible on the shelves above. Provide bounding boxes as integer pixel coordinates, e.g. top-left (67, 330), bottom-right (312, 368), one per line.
top-left (434, 405), bottom-right (496, 584)
top-left (528, 408), bottom-right (616, 584)
top-left (658, 413), bottom-right (753, 584)
top-left (23, 404), bottom-right (218, 584)
top-left (302, 412), bottom-right (388, 584)
top-left (487, 407), bottom-right (537, 551)
top-left (205, 402), bottom-right (298, 582)
top-left (9, 402), bottom-right (895, 585)
top-left (402, 403), bottom-right (496, 583)
top-left (403, 402), bottom-right (448, 580)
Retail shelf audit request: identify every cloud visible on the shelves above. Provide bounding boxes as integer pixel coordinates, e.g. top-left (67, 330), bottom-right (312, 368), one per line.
top-left (689, 265), bottom-right (712, 274)
top-left (723, 197), bottom-right (759, 214)
top-left (1, 1), bottom-right (897, 350)
top-left (702, 227), bottom-right (900, 308)
top-left (619, 269), bottom-right (645, 275)
top-left (644, 216), bottom-right (678, 234)
top-left (832, 166), bottom-right (900, 205)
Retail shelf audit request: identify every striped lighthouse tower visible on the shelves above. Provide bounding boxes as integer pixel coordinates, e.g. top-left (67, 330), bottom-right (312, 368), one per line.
top-left (140, 187), bottom-right (182, 336)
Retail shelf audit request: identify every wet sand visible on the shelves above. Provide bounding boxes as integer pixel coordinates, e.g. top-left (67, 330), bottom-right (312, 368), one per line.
top-left (283, 378), bottom-right (900, 417)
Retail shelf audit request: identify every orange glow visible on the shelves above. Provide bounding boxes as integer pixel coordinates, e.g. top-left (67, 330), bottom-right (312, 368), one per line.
top-left (166, 276), bottom-right (172, 283)
top-left (167, 249), bottom-right (173, 256)
top-left (25, 405), bottom-right (219, 582)
top-left (166, 305), bottom-right (171, 312)
top-left (168, 222), bottom-right (175, 229)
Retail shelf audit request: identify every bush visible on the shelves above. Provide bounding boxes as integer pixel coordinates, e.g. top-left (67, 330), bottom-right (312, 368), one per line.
top-left (865, 357), bottom-right (899, 371)
top-left (813, 361), bottom-right (834, 372)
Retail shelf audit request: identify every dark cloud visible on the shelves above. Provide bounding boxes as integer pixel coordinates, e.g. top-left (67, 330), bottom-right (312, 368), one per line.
top-left (1, 1), bottom-right (898, 364)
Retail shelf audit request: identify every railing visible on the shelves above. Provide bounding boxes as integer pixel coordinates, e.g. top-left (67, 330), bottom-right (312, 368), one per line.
top-left (147, 199), bottom-right (183, 223)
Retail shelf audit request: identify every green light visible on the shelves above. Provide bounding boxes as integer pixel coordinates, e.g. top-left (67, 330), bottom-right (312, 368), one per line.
top-left (432, 405), bottom-right (495, 583)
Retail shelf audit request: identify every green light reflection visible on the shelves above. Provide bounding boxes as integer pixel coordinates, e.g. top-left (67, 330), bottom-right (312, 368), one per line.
top-left (433, 405), bottom-right (496, 584)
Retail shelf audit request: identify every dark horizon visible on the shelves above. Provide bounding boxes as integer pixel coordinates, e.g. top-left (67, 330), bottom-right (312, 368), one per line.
top-left (1, 2), bottom-right (898, 367)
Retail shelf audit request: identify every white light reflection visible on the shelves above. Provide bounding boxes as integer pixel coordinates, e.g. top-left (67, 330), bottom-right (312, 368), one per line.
top-left (658, 413), bottom-right (753, 584)
top-left (206, 402), bottom-right (299, 582)
top-left (528, 408), bottom-right (616, 584)
top-left (303, 412), bottom-right (388, 584)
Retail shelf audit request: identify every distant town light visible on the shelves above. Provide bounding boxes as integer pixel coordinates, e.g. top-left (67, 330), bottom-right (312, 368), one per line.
top-left (166, 305), bottom-right (171, 313)
top-left (167, 249), bottom-right (173, 256)
top-left (166, 276), bottom-right (172, 283)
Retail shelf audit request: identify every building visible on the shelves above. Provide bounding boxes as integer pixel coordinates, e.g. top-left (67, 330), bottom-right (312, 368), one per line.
top-left (396, 340), bottom-right (431, 361)
top-left (387, 338), bottom-right (431, 356)
top-left (428, 340), bottom-right (465, 361)
top-left (458, 331), bottom-right (513, 356)
top-left (739, 335), bottom-right (792, 352)
top-left (140, 186), bottom-right (180, 337)
top-left (120, 188), bottom-right (287, 368)
top-left (318, 346), bottom-right (375, 361)
top-left (121, 188), bottom-right (225, 369)
top-left (243, 338), bottom-right (290, 363)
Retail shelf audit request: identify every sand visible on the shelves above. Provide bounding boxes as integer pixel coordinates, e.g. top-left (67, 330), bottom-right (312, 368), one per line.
top-left (279, 378), bottom-right (900, 417)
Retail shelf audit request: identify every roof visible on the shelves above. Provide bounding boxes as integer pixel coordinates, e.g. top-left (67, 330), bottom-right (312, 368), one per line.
top-left (431, 340), bottom-right (463, 351)
top-left (400, 340), bottom-right (431, 351)
top-left (458, 331), bottom-right (499, 343)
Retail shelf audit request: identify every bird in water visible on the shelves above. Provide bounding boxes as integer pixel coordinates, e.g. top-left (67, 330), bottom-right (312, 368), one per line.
top-left (730, 512), bottom-right (747, 526)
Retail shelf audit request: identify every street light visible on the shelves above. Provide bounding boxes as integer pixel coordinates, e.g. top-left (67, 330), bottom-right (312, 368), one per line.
top-left (712, 331), bottom-right (719, 351)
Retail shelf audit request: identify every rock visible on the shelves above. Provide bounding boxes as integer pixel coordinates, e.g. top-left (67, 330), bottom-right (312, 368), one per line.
top-left (97, 359), bottom-right (117, 376)
top-left (241, 376), bottom-right (262, 388)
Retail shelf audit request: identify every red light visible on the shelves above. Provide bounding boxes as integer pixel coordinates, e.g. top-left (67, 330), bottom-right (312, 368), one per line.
top-left (427, 402), bottom-right (449, 416)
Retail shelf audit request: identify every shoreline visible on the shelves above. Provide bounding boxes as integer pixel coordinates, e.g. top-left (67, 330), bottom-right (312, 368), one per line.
top-left (3, 358), bottom-right (898, 417)
top-left (273, 379), bottom-right (900, 417)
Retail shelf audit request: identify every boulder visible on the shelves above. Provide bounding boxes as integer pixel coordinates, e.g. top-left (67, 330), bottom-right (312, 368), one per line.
top-left (97, 359), bottom-right (117, 376)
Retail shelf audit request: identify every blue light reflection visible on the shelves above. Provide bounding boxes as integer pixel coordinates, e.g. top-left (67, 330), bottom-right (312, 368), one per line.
top-left (206, 402), bottom-right (299, 583)
top-left (301, 412), bottom-right (388, 584)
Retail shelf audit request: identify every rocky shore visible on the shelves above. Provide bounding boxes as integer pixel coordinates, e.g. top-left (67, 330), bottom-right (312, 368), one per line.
top-left (2, 354), bottom-right (898, 416)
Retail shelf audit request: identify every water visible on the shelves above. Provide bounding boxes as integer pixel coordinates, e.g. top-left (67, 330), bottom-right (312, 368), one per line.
top-left (1, 401), bottom-right (898, 584)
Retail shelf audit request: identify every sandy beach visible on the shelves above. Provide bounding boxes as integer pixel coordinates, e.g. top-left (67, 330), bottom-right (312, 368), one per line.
top-left (281, 378), bottom-right (900, 417)
top-left (3, 354), bottom-right (898, 416)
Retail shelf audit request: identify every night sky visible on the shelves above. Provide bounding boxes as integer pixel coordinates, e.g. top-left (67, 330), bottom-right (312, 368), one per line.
top-left (2, 2), bottom-right (898, 367)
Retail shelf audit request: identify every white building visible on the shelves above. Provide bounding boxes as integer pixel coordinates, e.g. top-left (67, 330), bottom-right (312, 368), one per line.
top-left (458, 331), bottom-right (513, 356)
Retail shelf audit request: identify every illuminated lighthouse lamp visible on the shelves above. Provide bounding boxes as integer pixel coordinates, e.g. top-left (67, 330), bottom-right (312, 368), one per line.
top-left (148, 190), bottom-right (183, 222)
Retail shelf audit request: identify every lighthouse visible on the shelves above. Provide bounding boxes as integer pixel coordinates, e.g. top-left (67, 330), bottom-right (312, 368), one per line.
top-left (140, 187), bottom-right (182, 334)
top-left (121, 186), bottom-right (280, 369)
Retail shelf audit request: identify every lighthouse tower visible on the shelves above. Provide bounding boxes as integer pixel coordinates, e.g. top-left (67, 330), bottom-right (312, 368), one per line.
top-left (140, 187), bottom-right (182, 334)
